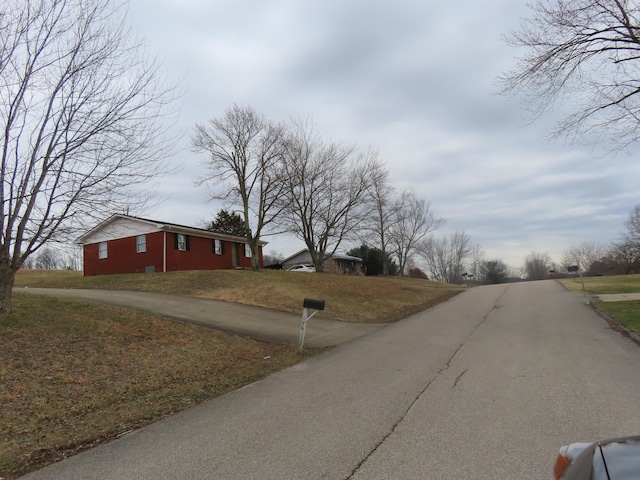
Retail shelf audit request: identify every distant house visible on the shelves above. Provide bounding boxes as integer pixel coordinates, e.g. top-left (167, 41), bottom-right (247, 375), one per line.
top-left (282, 249), bottom-right (363, 275)
top-left (77, 214), bottom-right (265, 276)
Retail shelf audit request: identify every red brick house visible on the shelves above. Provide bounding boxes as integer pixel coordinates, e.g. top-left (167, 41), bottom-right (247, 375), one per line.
top-left (77, 214), bottom-right (265, 276)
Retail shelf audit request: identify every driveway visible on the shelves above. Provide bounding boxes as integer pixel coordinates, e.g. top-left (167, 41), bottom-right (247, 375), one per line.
top-left (14, 288), bottom-right (385, 347)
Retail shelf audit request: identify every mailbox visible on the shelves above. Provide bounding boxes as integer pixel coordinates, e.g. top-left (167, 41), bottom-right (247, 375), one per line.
top-left (303, 298), bottom-right (325, 311)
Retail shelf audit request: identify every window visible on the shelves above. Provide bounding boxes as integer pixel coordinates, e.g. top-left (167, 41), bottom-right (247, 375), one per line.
top-left (98, 241), bottom-right (108, 259)
top-left (136, 235), bottom-right (146, 253)
top-left (244, 243), bottom-right (251, 258)
top-left (213, 239), bottom-right (224, 255)
top-left (174, 233), bottom-right (189, 251)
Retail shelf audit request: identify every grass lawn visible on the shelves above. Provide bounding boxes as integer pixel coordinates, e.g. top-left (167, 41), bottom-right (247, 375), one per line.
top-left (558, 274), bottom-right (640, 335)
top-left (558, 273), bottom-right (640, 294)
top-left (14, 269), bottom-right (462, 323)
top-left (0, 294), bottom-right (322, 479)
top-left (595, 301), bottom-right (640, 335)
top-left (2, 269), bottom-right (460, 478)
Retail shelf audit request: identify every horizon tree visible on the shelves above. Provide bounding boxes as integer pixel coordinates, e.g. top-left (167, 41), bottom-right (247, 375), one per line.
top-left (418, 231), bottom-right (471, 284)
top-left (0, 0), bottom-right (178, 314)
top-left (524, 251), bottom-right (552, 280)
top-left (192, 105), bottom-right (288, 270)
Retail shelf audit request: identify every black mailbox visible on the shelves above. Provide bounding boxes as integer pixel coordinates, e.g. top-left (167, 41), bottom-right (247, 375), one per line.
top-left (303, 298), bottom-right (325, 311)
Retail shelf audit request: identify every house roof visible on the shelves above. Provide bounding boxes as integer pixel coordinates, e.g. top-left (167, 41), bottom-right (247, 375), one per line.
top-left (76, 214), bottom-right (268, 245)
top-left (282, 248), bottom-right (362, 264)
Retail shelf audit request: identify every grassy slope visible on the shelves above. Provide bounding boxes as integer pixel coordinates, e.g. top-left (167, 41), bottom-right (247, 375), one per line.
top-left (14, 269), bottom-right (462, 323)
top-left (2, 270), bottom-right (461, 478)
top-left (558, 274), bottom-right (640, 335)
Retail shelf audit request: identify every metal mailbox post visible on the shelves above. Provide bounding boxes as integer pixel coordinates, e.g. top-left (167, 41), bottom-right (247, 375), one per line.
top-left (299, 298), bottom-right (325, 351)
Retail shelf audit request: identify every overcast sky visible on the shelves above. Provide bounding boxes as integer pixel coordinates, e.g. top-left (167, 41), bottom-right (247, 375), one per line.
top-left (126, 0), bottom-right (640, 269)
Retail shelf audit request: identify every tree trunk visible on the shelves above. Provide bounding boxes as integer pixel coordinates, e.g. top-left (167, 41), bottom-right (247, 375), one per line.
top-left (0, 260), bottom-right (17, 315)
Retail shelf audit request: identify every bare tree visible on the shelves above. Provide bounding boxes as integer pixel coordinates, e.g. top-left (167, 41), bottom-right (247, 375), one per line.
top-left (623, 204), bottom-right (640, 247)
top-left (35, 248), bottom-right (60, 270)
top-left (562, 241), bottom-right (608, 273)
top-left (280, 121), bottom-right (376, 272)
top-left (524, 251), bottom-right (552, 280)
top-left (418, 231), bottom-right (472, 284)
top-left (499, 0), bottom-right (640, 149)
top-left (362, 158), bottom-right (398, 275)
top-left (192, 105), bottom-right (288, 270)
top-left (388, 191), bottom-right (444, 276)
top-left (262, 250), bottom-right (284, 267)
top-left (467, 243), bottom-right (485, 281)
top-left (0, 0), bottom-right (178, 313)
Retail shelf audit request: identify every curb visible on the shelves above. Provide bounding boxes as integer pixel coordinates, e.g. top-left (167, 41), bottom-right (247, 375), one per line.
top-left (589, 303), bottom-right (640, 348)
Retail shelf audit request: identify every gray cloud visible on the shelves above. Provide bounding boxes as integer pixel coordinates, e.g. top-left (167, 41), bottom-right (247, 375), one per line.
top-left (128, 0), bottom-right (640, 268)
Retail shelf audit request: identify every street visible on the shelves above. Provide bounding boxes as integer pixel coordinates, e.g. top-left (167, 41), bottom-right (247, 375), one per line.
top-left (21, 280), bottom-right (640, 479)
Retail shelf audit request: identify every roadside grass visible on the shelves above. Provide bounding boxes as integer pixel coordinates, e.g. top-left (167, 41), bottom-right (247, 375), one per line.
top-left (15, 269), bottom-right (462, 323)
top-left (558, 274), bottom-right (640, 335)
top-left (596, 301), bottom-right (640, 335)
top-left (2, 269), bottom-right (461, 478)
top-left (0, 294), bottom-right (322, 479)
top-left (558, 273), bottom-right (640, 294)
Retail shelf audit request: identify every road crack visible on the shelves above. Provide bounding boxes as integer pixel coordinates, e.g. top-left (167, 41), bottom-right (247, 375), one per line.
top-left (344, 284), bottom-right (512, 479)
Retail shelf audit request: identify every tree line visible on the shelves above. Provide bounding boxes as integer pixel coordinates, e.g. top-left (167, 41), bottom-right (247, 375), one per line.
top-left (193, 105), bottom-right (446, 275)
top-left (521, 205), bottom-right (640, 281)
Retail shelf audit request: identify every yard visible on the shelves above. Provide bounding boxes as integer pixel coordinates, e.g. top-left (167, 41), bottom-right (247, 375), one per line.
top-left (558, 273), bottom-right (640, 335)
top-left (1, 269), bottom-right (460, 478)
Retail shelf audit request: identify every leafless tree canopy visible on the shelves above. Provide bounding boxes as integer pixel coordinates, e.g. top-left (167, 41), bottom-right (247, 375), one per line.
top-left (417, 231), bottom-right (472, 284)
top-left (192, 105), bottom-right (288, 269)
top-left (624, 203), bottom-right (640, 246)
top-left (389, 191), bottom-right (444, 276)
top-left (524, 251), bottom-right (552, 280)
top-left (0, 0), bottom-right (178, 312)
top-left (500, 0), bottom-right (640, 148)
top-left (361, 160), bottom-right (399, 275)
top-left (279, 121), bottom-right (378, 272)
top-left (562, 241), bottom-right (608, 272)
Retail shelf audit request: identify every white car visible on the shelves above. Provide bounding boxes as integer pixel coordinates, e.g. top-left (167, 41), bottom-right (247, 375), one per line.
top-left (287, 264), bottom-right (316, 272)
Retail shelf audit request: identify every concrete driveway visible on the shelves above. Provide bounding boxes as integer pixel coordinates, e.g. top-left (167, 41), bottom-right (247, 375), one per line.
top-left (14, 288), bottom-right (386, 347)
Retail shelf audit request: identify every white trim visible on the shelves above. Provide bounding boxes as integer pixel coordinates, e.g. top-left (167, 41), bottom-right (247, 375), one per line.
top-left (163, 231), bottom-right (167, 272)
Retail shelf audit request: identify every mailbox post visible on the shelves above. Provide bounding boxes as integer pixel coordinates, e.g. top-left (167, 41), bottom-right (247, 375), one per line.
top-left (299, 298), bottom-right (325, 351)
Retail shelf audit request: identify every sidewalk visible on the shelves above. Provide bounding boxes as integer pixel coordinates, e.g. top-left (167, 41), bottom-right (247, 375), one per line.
top-left (14, 288), bottom-right (386, 347)
top-left (591, 292), bottom-right (640, 302)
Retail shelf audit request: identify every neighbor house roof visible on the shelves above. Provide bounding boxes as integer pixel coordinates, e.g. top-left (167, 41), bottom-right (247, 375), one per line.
top-left (76, 214), bottom-right (268, 245)
top-left (282, 249), bottom-right (362, 264)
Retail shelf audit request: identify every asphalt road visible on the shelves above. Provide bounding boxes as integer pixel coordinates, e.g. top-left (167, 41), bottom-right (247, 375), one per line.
top-left (20, 280), bottom-right (640, 479)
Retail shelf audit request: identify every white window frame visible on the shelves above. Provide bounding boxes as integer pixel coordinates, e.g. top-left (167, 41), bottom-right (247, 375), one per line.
top-left (214, 239), bottom-right (223, 255)
top-left (244, 243), bottom-right (251, 258)
top-left (98, 241), bottom-right (108, 259)
top-left (136, 234), bottom-right (146, 253)
top-left (177, 233), bottom-right (187, 251)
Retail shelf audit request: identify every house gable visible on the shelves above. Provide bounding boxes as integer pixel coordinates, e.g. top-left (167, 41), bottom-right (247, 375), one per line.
top-left (80, 216), bottom-right (161, 245)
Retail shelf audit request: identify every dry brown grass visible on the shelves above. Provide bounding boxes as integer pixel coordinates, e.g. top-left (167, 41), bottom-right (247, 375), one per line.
top-left (15, 269), bottom-right (462, 323)
top-left (0, 294), bottom-right (320, 479)
top-left (2, 269), bottom-right (460, 478)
